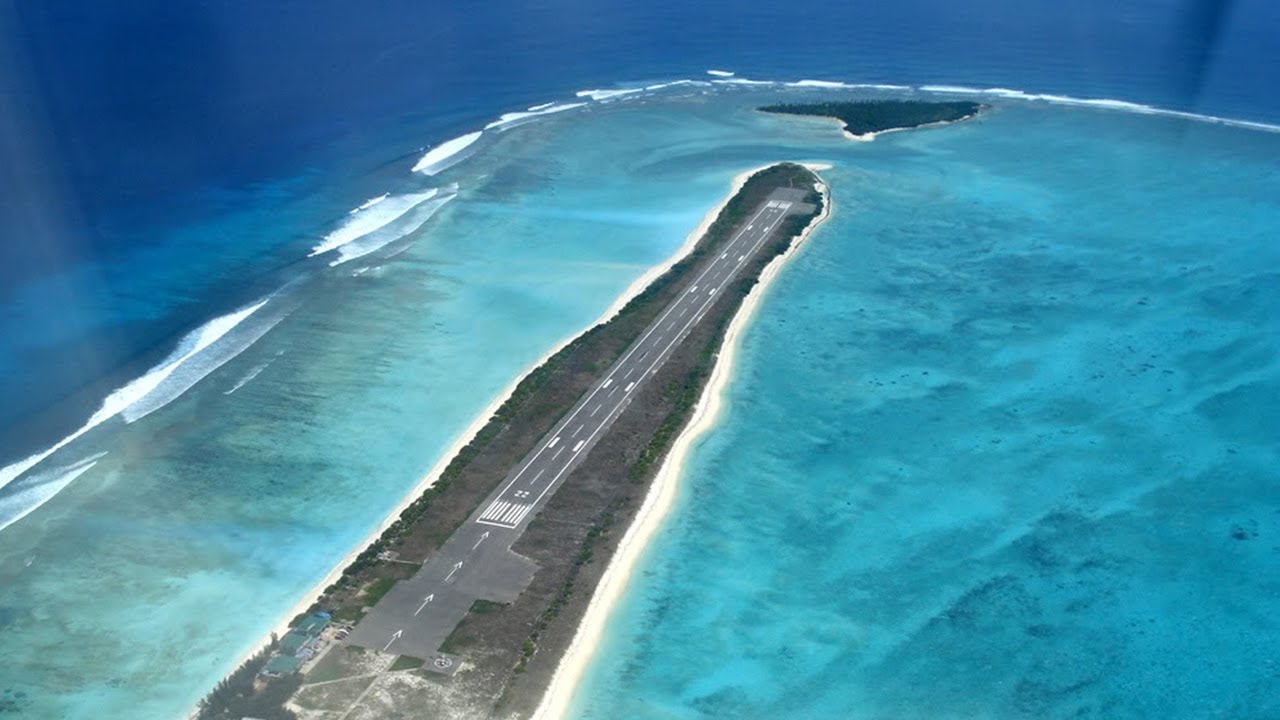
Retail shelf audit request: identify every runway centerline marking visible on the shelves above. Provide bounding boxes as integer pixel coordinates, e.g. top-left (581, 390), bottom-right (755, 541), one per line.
top-left (475, 202), bottom-right (778, 525)
top-left (507, 201), bottom-right (792, 522)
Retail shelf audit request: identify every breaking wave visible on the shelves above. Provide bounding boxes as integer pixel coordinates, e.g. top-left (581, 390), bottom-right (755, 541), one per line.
top-left (329, 189), bottom-right (457, 266)
top-left (706, 69), bottom-right (735, 77)
top-left (711, 77), bottom-right (774, 86)
top-left (918, 85), bottom-right (1280, 133)
top-left (350, 193), bottom-right (388, 213)
top-left (577, 88), bottom-right (645, 101)
top-left (0, 298), bottom-right (272, 494)
top-left (310, 190), bottom-right (440, 257)
top-left (0, 453), bottom-right (106, 532)
top-left (485, 102), bottom-right (587, 130)
top-left (577, 81), bottom-right (707, 102)
top-left (224, 357), bottom-right (274, 395)
top-left (411, 131), bottom-right (483, 175)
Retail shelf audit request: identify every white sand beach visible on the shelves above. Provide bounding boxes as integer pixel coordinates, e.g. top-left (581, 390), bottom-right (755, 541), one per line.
top-left (530, 166), bottom-right (832, 720)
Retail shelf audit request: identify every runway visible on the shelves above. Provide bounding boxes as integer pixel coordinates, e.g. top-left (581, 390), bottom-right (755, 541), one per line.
top-left (346, 187), bottom-right (813, 662)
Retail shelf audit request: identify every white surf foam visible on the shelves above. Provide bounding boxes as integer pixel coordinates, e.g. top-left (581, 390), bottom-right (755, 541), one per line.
top-left (223, 360), bottom-right (268, 395)
top-left (107, 299), bottom-right (273, 424)
top-left (789, 79), bottom-right (852, 88)
top-left (918, 84), bottom-right (983, 95)
top-left (330, 190), bottom-right (457, 266)
top-left (484, 102), bottom-right (587, 130)
top-left (711, 77), bottom-right (776, 86)
top-left (706, 69), bottom-right (735, 77)
top-left (576, 88), bottom-right (645, 101)
top-left (0, 299), bottom-right (271, 493)
top-left (918, 85), bottom-right (1280, 133)
top-left (0, 454), bottom-right (105, 532)
top-left (411, 131), bottom-right (483, 175)
top-left (349, 193), bottom-right (388, 214)
top-left (126, 307), bottom-right (287, 422)
top-left (309, 190), bottom-right (439, 257)
top-left (643, 80), bottom-right (707, 92)
top-left (527, 101), bottom-right (557, 111)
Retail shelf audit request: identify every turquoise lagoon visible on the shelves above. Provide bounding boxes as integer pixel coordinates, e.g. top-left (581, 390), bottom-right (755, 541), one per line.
top-left (1, 84), bottom-right (1277, 719)
top-left (566, 99), bottom-right (1280, 718)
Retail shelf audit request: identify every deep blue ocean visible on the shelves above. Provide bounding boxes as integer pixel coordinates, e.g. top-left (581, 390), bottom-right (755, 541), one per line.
top-left (1, 1), bottom-right (1277, 718)
top-left (4, 0), bottom-right (1279, 446)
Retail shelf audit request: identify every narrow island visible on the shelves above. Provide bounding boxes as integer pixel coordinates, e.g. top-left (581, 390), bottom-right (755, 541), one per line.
top-left (759, 99), bottom-right (983, 140)
top-left (194, 163), bottom-right (828, 720)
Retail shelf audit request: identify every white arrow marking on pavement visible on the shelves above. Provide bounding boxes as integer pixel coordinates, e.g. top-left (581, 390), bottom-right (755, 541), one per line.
top-left (383, 629), bottom-right (403, 652)
top-left (414, 594), bottom-right (435, 616)
top-left (445, 561), bottom-right (463, 582)
top-left (473, 531), bottom-right (490, 550)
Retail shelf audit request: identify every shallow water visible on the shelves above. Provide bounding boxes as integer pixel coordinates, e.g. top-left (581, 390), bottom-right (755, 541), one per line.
top-left (567, 103), bottom-right (1280, 719)
top-left (0, 84), bottom-right (861, 719)
top-left (1, 80), bottom-right (1277, 718)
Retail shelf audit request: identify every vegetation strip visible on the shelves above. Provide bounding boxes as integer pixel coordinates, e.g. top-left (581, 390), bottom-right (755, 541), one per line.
top-left (196, 163), bottom-right (823, 720)
top-left (759, 99), bottom-right (983, 137)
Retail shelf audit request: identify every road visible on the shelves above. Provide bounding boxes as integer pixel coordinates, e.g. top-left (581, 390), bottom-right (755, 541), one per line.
top-left (345, 186), bottom-right (813, 663)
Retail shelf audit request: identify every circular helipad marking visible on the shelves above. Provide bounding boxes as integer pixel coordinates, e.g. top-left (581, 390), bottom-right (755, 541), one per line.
top-left (434, 656), bottom-right (453, 669)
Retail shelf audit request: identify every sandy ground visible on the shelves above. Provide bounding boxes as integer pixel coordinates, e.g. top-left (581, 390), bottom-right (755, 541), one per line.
top-left (847, 114), bottom-right (981, 140)
top-left (529, 166), bottom-right (832, 720)
top-left (189, 164), bottom-right (781, 717)
top-left (777, 110), bottom-right (979, 141)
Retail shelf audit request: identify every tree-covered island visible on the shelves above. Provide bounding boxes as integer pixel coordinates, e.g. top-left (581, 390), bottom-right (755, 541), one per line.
top-left (759, 99), bottom-right (983, 137)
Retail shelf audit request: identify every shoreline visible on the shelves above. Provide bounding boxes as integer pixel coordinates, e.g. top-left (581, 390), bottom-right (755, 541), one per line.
top-left (530, 164), bottom-right (832, 720)
top-left (846, 111), bottom-right (981, 140)
top-left (768, 109), bottom-right (980, 142)
top-left (192, 163), bottom-right (779, 718)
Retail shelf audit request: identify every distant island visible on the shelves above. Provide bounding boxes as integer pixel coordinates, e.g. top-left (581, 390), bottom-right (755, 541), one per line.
top-left (759, 100), bottom-right (983, 139)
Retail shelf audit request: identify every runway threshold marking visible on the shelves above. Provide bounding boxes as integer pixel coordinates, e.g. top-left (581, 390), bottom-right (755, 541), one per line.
top-left (476, 501), bottom-right (534, 529)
